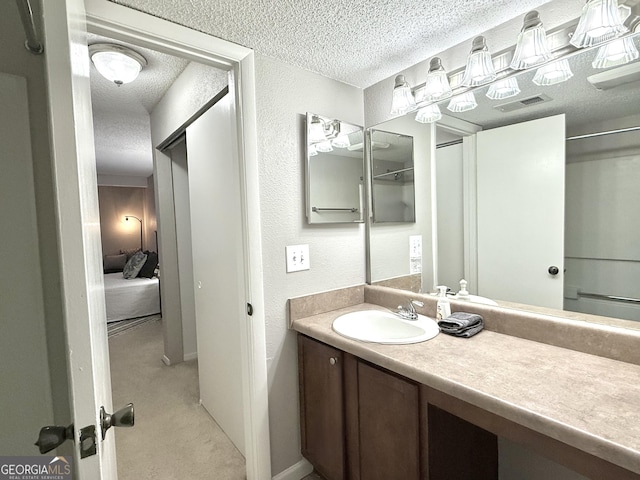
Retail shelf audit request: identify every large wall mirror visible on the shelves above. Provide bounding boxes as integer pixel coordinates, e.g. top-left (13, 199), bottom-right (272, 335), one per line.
top-left (305, 112), bottom-right (364, 224)
top-left (368, 23), bottom-right (640, 330)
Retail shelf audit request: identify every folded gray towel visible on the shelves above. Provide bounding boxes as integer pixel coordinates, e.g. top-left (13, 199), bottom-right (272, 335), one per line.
top-left (438, 312), bottom-right (484, 338)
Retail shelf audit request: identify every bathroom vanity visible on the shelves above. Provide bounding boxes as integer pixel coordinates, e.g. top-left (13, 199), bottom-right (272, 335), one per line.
top-left (291, 285), bottom-right (640, 480)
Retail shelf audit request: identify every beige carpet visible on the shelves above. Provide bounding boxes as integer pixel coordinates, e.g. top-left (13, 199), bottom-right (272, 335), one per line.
top-left (109, 318), bottom-right (246, 479)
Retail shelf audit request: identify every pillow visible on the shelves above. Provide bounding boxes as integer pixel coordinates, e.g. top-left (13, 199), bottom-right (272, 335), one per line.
top-left (104, 253), bottom-right (127, 273)
top-left (120, 248), bottom-right (141, 261)
top-left (138, 251), bottom-right (159, 279)
top-left (123, 250), bottom-right (148, 279)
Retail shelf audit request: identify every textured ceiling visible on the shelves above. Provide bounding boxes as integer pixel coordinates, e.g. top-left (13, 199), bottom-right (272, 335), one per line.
top-left (110, 0), bottom-right (554, 88)
top-left (89, 33), bottom-right (190, 177)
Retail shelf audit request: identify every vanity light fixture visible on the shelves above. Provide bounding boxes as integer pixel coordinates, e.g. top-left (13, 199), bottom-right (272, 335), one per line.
top-left (424, 57), bottom-right (452, 101)
top-left (446, 92), bottom-right (478, 113)
top-left (461, 36), bottom-right (497, 87)
top-left (415, 103), bottom-right (442, 124)
top-left (486, 76), bottom-right (521, 100)
top-left (532, 59), bottom-right (574, 86)
top-left (390, 75), bottom-right (417, 115)
top-left (592, 8), bottom-right (640, 68)
top-left (89, 43), bottom-right (147, 86)
top-left (570, 0), bottom-right (627, 49)
top-left (510, 11), bottom-right (554, 70)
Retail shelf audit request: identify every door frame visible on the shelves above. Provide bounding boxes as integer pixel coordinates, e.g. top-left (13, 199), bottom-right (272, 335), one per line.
top-left (50, 0), bottom-right (272, 477)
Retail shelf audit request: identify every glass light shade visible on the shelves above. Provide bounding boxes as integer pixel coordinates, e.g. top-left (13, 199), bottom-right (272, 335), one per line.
top-left (309, 117), bottom-right (327, 143)
top-left (332, 134), bottom-right (351, 148)
top-left (462, 37), bottom-right (497, 87)
top-left (510, 12), bottom-right (553, 69)
top-left (486, 77), bottom-right (521, 100)
top-left (447, 92), bottom-right (478, 113)
top-left (308, 144), bottom-right (318, 156)
top-left (89, 44), bottom-right (146, 85)
top-left (415, 104), bottom-right (442, 124)
top-left (424, 58), bottom-right (452, 101)
top-left (532, 59), bottom-right (574, 86)
top-left (592, 37), bottom-right (640, 68)
top-left (316, 140), bottom-right (333, 153)
top-left (570, 0), bottom-right (628, 48)
top-left (390, 75), bottom-right (416, 115)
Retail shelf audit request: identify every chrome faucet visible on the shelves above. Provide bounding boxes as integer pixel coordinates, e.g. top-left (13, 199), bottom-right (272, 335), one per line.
top-left (396, 299), bottom-right (424, 321)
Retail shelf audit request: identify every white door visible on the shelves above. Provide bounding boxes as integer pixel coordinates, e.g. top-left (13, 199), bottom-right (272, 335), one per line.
top-left (41, 0), bottom-right (116, 477)
top-left (476, 114), bottom-right (565, 309)
top-left (186, 93), bottom-right (246, 454)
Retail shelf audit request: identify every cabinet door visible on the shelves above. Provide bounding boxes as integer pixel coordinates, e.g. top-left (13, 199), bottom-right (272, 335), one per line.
top-left (357, 361), bottom-right (421, 480)
top-left (298, 335), bottom-right (345, 480)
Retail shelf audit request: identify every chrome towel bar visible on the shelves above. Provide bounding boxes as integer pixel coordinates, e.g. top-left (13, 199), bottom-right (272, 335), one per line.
top-left (312, 207), bottom-right (359, 213)
top-left (578, 291), bottom-right (640, 305)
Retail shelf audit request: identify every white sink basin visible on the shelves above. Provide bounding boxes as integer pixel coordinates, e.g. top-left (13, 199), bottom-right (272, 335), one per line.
top-left (332, 310), bottom-right (439, 344)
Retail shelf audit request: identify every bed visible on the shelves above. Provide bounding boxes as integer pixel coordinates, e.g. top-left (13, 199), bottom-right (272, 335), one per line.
top-left (104, 273), bottom-right (161, 323)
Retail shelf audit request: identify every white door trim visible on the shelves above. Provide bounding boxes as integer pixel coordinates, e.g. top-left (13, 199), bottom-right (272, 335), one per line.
top-left (85, 1), bottom-right (271, 478)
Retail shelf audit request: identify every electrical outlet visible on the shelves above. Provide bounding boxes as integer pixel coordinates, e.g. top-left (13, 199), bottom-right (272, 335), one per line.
top-left (286, 244), bottom-right (310, 273)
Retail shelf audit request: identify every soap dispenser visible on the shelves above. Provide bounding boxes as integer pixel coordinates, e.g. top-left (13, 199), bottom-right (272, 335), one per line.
top-left (436, 286), bottom-right (451, 320)
top-left (457, 279), bottom-right (470, 300)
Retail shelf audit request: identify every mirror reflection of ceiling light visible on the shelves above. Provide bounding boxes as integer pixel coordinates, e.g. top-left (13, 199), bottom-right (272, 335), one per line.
top-left (570, 0), bottom-right (627, 48)
top-left (390, 75), bottom-right (417, 115)
top-left (486, 77), bottom-right (521, 100)
top-left (308, 144), bottom-right (318, 156)
top-left (510, 11), bottom-right (553, 70)
top-left (316, 140), bottom-right (334, 153)
top-left (415, 103), bottom-right (442, 123)
top-left (447, 92), bottom-right (478, 113)
top-left (462, 36), bottom-right (497, 87)
top-left (593, 7), bottom-right (639, 68)
top-left (424, 58), bottom-right (452, 101)
top-left (89, 44), bottom-right (147, 86)
top-left (332, 135), bottom-right (351, 149)
top-left (532, 59), bottom-right (574, 86)
top-left (309, 115), bottom-right (328, 143)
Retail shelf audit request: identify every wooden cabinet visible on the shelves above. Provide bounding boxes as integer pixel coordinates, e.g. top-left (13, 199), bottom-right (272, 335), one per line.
top-left (298, 334), bottom-right (498, 480)
top-left (298, 335), bottom-right (346, 480)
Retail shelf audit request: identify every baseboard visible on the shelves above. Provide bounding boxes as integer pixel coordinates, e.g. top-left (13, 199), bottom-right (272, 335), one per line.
top-left (161, 355), bottom-right (171, 366)
top-left (272, 458), bottom-right (313, 480)
top-left (183, 352), bottom-right (198, 362)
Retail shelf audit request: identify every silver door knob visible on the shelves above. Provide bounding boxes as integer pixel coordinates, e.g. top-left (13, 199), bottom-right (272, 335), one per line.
top-left (100, 403), bottom-right (134, 440)
top-left (329, 357), bottom-right (338, 365)
top-left (548, 266), bottom-right (560, 275)
top-left (35, 424), bottom-right (74, 454)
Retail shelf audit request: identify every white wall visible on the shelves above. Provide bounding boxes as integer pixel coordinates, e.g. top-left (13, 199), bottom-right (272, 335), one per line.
top-left (0, 0), bottom-right (70, 453)
top-left (369, 114), bottom-right (434, 292)
top-left (169, 141), bottom-right (197, 359)
top-left (254, 53), bottom-right (365, 476)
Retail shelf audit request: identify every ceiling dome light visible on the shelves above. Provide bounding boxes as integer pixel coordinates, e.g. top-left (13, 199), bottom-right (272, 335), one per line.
top-left (424, 58), bottom-right (452, 101)
top-left (390, 75), bottom-right (417, 115)
top-left (486, 77), bottom-right (521, 100)
top-left (532, 59), bottom-right (574, 86)
top-left (462, 36), bottom-right (497, 87)
top-left (89, 44), bottom-right (147, 86)
top-left (447, 92), bottom-right (478, 113)
top-left (415, 104), bottom-right (442, 124)
top-left (510, 11), bottom-right (554, 69)
top-left (570, 0), bottom-right (628, 48)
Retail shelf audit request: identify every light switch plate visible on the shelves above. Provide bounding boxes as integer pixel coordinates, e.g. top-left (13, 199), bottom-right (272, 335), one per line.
top-left (286, 244), bottom-right (310, 273)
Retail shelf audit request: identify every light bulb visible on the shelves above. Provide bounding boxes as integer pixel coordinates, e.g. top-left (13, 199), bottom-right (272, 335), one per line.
top-left (533, 59), bottom-right (574, 86)
top-left (510, 11), bottom-right (553, 69)
top-left (486, 77), bottom-right (521, 100)
top-left (447, 92), bottom-right (478, 113)
top-left (390, 75), bottom-right (417, 115)
top-left (462, 36), bottom-right (497, 87)
top-left (424, 58), bottom-right (452, 101)
top-left (570, 0), bottom-right (627, 48)
top-left (415, 104), bottom-right (442, 124)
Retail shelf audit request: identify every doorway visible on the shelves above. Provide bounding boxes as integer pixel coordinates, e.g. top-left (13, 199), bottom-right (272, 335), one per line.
top-left (42, 1), bottom-right (270, 477)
